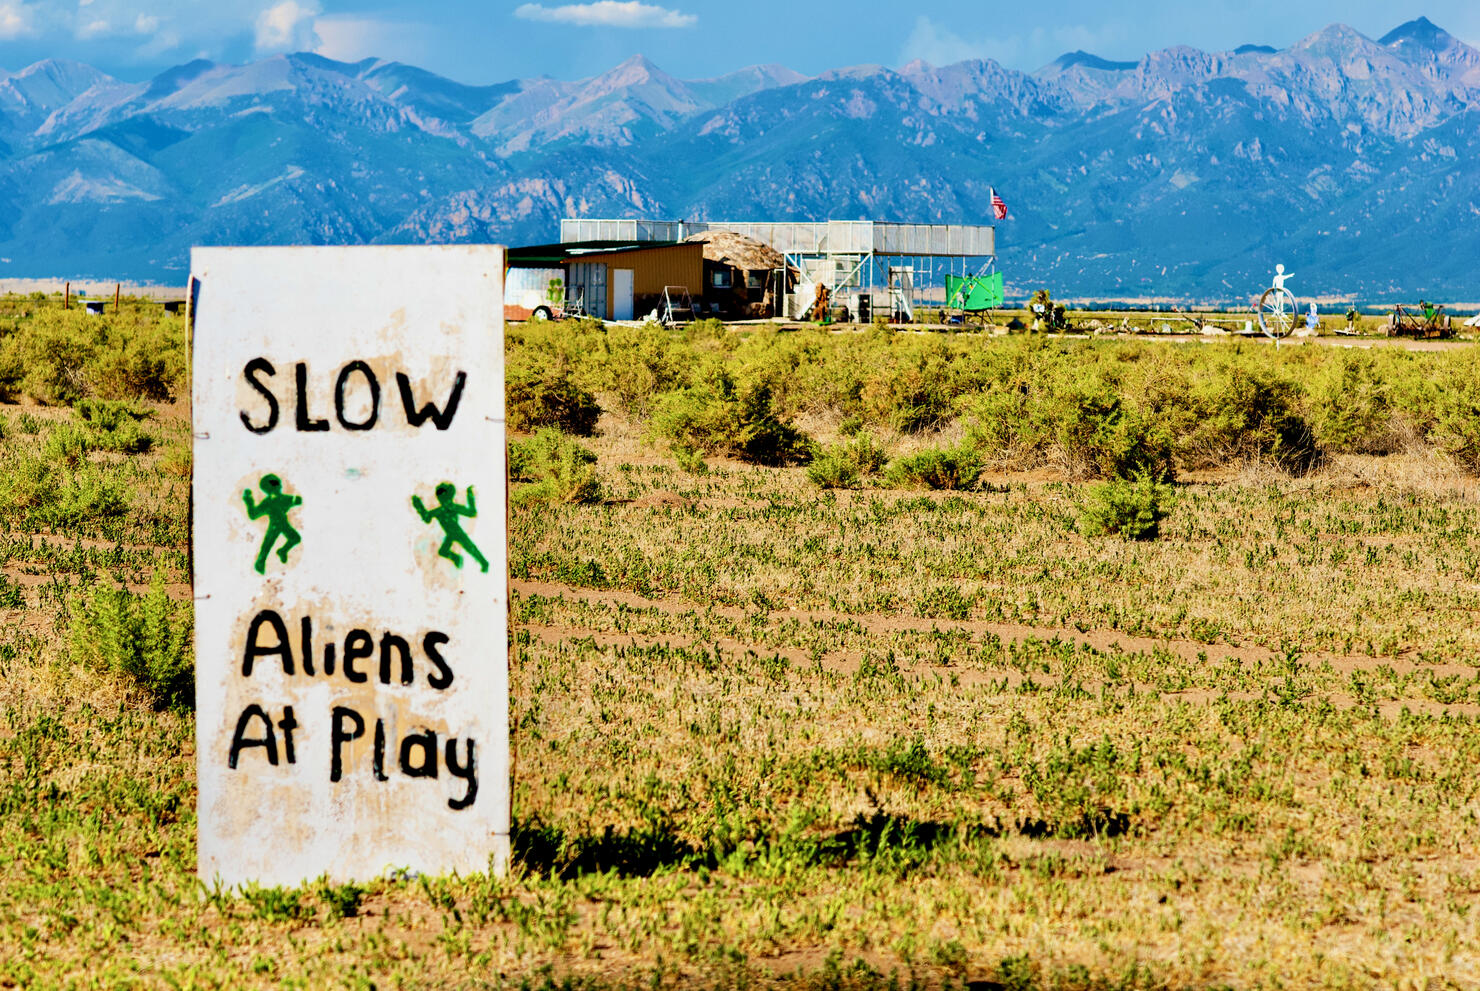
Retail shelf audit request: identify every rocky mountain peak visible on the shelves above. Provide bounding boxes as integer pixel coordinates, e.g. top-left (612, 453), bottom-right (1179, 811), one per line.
top-left (596, 54), bottom-right (673, 90)
top-left (1380, 16), bottom-right (1452, 51)
top-left (1039, 51), bottom-right (1137, 76)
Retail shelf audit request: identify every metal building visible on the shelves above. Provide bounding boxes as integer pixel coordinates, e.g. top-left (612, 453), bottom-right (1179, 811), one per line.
top-left (564, 242), bottom-right (703, 322)
top-left (560, 219), bottom-right (996, 319)
top-left (507, 240), bottom-right (704, 321)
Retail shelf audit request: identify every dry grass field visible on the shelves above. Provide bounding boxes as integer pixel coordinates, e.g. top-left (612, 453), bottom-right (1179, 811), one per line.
top-left (5, 304), bottom-right (1480, 988)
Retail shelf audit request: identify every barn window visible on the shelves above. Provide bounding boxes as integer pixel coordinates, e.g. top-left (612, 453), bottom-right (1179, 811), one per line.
top-left (711, 269), bottom-right (732, 289)
top-left (746, 272), bottom-right (762, 289)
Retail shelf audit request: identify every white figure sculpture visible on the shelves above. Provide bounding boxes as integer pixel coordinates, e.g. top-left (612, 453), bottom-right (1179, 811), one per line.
top-left (1272, 264), bottom-right (1293, 291)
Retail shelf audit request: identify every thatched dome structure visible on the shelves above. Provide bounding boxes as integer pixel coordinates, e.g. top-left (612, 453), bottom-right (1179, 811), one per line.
top-left (682, 230), bottom-right (786, 272)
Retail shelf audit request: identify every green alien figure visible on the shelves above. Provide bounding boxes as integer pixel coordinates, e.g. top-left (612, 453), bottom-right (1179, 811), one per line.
top-left (242, 474), bottom-right (303, 575)
top-left (413, 483), bottom-right (488, 573)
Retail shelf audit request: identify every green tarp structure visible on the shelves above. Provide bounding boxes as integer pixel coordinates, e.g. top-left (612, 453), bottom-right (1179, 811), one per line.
top-left (945, 272), bottom-right (1005, 312)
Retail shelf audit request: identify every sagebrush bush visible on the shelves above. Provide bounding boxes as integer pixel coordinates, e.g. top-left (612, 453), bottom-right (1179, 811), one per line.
top-left (0, 450), bottom-right (129, 528)
top-left (69, 571), bottom-right (193, 710)
top-left (1077, 473), bottom-right (1174, 540)
top-left (1183, 366), bottom-right (1320, 474)
top-left (649, 370), bottom-right (811, 466)
top-left (860, 347), bottom-right (956, 432)
top-left (88, 316), bottom-right (186, 402)
top-left (42, 423), bottom-right (96, 466)
top-left (1305, 351), bottom-right (1397, 454)
top-left (957, 386), bottom-right (1035, 466)
top-left (884, 444), bottom-right (983, 490)
top-left (806, 435), bottom-right (888, 490)
top-left (75, 397), bottom-right (138, 429)
top-left (596, 324), bottom-right (693, 417)
top-left (492, 327), bottom-right (1480, 478)
top-left (509, 428), bottom-right (602, 505)
top-left (1424, 350), bottom-right (1480, 472)
top-left (1047, 385), bottom-right (1175, 481)
top-left (0, 307), bottom-right (185, 403)
top-left (1, 314), bottom-right (94, 403)
top-left (506, 361), bottom-right (601, 436)
top-left (74, 398), bottom-right (154, 453)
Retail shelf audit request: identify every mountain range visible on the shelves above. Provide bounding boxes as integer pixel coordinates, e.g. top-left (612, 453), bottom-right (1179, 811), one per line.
top-left (0, 16), bottom-right (1476, 301)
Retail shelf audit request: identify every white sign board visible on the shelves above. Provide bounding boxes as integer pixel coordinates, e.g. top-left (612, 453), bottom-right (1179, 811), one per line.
top-left (191, 245), bottom-right (508, 887)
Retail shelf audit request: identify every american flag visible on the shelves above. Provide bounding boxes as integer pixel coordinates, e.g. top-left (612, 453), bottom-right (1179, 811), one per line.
top-left (990, 187), bottom-right (1008, 221)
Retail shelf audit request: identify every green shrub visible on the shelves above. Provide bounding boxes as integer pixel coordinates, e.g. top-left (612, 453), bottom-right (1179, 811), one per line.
top-left (509, 429), bottom-right (602, 505)
top-left (1183, 367), bottom-right (1320, 474)
top-left (0, 451), bottom-right (130, 528)
top-left (683, 318), bottom-right (728, 341)
top-left (807, 435), bottom-right (888, 489)
top-left (43, 399), bottom-right (156, 455)
top-left (884, 444), bottom-right (983, 490)
top-left (649, 372), bottom-right (811, 467)
top-left (1305, 351), bottom-right (1395, 454)
top-left (0, 574), bottom-right (23, 609)
top-left (317, 881), bottom-right (366, 920)
top-left (42, 423), bottom-right (97, 466)
top-left (673, 446), bottom-right (709, 475)
top-left (88, 316), bottom-right (186, 402)
top-left (75, 396), bottom-right (150, 428)
top-left (506, 362), bottom-right (601, 436)
top-left (0, 309), bottom-right (186, 404)
top-left (1424, 351), bottom-right (1480, 473)
top-left (2, 314), bottom-right (95, 403)
top-left (859, 342), bottom-right (957, 432)
top-left (69, 571), bottom-right (193, 710)
top-left (1077, 473), bottom-right (1174, 540)
top-left (598, 324), bottom-right (692, 417)
top-left (957, 386), bottom-right (1036, 466)
top-left (1047, 385), bottom-right (1175, 481)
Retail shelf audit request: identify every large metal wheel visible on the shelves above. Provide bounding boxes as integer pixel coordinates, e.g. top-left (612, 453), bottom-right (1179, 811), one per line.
top-left (1257, 287), bottom-right (1297, 339)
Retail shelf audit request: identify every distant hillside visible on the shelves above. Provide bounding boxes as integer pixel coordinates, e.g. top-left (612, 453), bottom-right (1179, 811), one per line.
top-left (0, 16), bottom-right (1476, 301)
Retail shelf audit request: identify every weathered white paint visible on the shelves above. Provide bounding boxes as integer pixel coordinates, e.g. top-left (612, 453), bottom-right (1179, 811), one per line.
top-left (192, 245), bottom-right (509, 888)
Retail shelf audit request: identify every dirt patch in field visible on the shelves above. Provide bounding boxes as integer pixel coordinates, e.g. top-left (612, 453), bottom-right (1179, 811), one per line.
top-left (630, 491), bottom-right (695, 510)
top-left (512, 579), bottom-right (1466, 677)
top-left (514, 582), bottom-right (1480, 718)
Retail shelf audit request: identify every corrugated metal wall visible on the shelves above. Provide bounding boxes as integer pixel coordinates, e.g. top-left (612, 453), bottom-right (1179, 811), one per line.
top-left (569, 245), bottom-right (703, 319)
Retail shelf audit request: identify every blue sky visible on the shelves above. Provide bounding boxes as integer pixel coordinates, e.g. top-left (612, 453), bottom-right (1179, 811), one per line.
top-left (0, 0), bottom-right (1475, 83)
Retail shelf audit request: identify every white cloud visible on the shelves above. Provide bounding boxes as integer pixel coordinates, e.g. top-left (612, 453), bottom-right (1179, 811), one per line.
top-left (902, 17), bottom-right (1014, 66)
top-left (76, 16), bottom-right (106, 38)
top-left (0, 2), bottom-right (36, 40)
top-left (255, 0), bottom-right (319, 53)
top-left (514, 1), bottom-right (696, 29)
top-left (901, 15), bottom-right (1129, 70)
top-left (134, 12), bottom-right (158, 34)
top-left (313, 15), bottom-right (433, 66)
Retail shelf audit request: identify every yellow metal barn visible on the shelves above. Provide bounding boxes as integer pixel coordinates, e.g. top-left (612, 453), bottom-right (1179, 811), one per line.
top-left (563, 242), bottom-right (704, 321)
